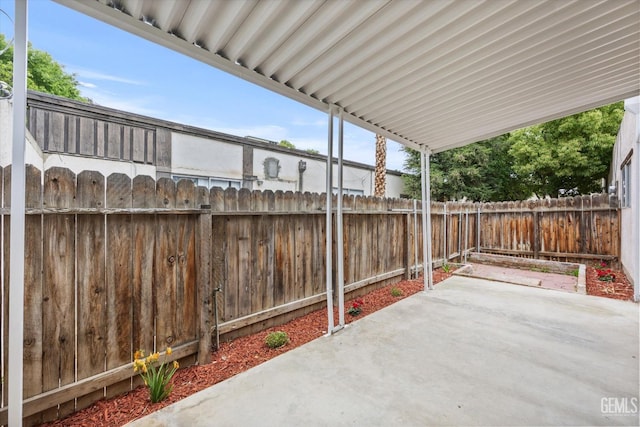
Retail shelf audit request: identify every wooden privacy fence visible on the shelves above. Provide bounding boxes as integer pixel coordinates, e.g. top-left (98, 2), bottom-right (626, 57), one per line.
top-left (0, 165), bottom-right (619, 424)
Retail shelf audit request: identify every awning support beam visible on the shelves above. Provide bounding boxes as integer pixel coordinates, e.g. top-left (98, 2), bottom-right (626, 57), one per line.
top-left (634, 107), bottom-right (640, 302)
top-left (336, 109), bottom-right (345, 328)
top-left (420, 148), bottom-right (433, 290)
top-left (9, 0), bottom-right (28, 424)
top-left (325, 107), bottom-right (334, 333)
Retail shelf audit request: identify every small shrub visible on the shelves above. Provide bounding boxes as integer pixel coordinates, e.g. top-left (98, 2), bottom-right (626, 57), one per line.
top-left (441, 263), bottom-right (451, 273)
top-left (265, 331), bottom-right (289, 349)
top-left (596, 268), bottom-right (615, 282)
top-left (133, 348), bottom-right (179, 403)
top-left (390, 287), bottom-right (403, 297)
top-left (347, 299), bottom-right (364, 316)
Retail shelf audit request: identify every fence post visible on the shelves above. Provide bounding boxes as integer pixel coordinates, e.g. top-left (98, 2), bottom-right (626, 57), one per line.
top-left (476, 205), bottom-right (481, 253)
top-left (197, 195), bottom-right (213, 364)
top-left (533, 210), bottom-right (540, 259)
top-left (404, 212), bottom-right (411, 279)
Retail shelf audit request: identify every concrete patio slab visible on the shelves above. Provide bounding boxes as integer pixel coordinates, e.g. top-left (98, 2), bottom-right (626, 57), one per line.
top-left (128, 276), bottom-right (639, 427)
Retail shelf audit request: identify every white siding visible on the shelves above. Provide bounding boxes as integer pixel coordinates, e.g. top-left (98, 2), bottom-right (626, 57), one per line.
top-left (610, 97), bottom-right (639, 292)
top-left (172, 132), bottom-right (243, 179)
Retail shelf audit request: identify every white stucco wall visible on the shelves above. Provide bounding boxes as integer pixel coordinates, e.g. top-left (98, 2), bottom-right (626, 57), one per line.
top-left (0, 99), bottom-right (44, 169)
top-left (172, 132), bottom-right (243, 179)
top-left (251, 147), bottom-right (404, 196)
top-left (610, 97), bottom-right (639, 294)
top-left (386, 173), bottom-right (405, 198)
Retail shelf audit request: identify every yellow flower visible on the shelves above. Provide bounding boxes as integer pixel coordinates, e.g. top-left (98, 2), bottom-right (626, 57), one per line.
top-left (134, 349), bottom-right (144, 360)
top-left (166, 347), bottom-right (172, 356)
top-left (141, 364), bottom-right (148, 374)
top-left (151, 352), bottom-right (160, 362)
top-left (173, 361), bottom-right (179, 369)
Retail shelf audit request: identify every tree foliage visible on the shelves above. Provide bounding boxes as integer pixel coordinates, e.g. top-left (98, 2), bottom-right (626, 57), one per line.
top-left (278, 139), bottom-right (296, 149)
top-left (507, 102), bottom-right (623, 197)
top-left (0, 34), bottom-right (86, 101)
top-left (403, 136), bottom-right (529, 202)
top-left (402, 103), bottom-right (623, 201)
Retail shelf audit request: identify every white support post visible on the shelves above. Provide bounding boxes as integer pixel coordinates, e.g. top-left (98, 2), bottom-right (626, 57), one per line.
top-left (325, 107), bottom-right (334, 334)
top-left (476, 206), bottom-right (481, 254)
top-left (9, 0), bottom-right (28, 424)
top-left (464, 209), bottom-right (469, 263)
top-left (443, 203), bottom-right (447, 263)
top-left (412, 199), bottom-right (418, 278)
top-left (420, 148), bottom-right (434, 290)
top-left (336, 110), bottom-right (345, 327)
top-left (634, 108), bottom-right (640, 302)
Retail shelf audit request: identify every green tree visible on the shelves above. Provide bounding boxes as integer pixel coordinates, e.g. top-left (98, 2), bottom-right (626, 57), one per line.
top-left (278, 139), bottom-right (296, 149)
top-left (0, 34), bottom-right (86, 101)
top-left (402, 136), bottom-right (528, 202)
top-left (508, 102), bottom-right (623, 197)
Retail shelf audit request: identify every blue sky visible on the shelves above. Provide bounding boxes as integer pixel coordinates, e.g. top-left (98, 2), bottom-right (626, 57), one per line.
top-left (0, 0), bottom-right (407, 171)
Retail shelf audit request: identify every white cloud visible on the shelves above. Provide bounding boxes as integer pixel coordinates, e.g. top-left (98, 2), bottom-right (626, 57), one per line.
top-left (69, 67), bottom-right (146, 86)
top-left (80, 87), bottom-right (164, 117)
top-left (78, 81), bottom-right (97, 89)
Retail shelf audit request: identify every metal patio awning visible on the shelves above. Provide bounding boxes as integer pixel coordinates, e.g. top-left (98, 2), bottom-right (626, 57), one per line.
top-left (53, 0), bottom-right (640, 152)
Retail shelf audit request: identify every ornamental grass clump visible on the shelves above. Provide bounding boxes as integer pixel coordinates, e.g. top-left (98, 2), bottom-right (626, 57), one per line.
top-left (265, 331), bottom-right (289, 349)
top-left (133, 348), bottom-right (179, 403)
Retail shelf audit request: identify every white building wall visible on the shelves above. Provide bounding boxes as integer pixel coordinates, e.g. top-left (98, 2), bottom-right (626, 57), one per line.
top-left (0, 99), bottom-right (44, 169)
top-left (171, 132), bottom-right (243, 179)
top-left (252, 147), bottom-right (388, 196)
top-left (610, 97), bottom-right (639, 295)
top-left (386, 173), bottom-right (405, 199)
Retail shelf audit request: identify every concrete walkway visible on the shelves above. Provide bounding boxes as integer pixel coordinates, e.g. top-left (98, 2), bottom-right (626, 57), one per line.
top-left (128, 276), bottom-right (639, 426)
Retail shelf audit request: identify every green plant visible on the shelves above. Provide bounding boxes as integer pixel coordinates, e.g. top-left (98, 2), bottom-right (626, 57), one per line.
top-left (265, 331), bottom-right (289, 349)
top-left (441, 263), bottom-right (451, 273)
top-left (390, 287), bottom-right (403, 297)
top-left (133, 348), bottom-right (179, 403)
top-left (347, 299), bottom-right (364, 316)
top-left (569, 269), bottom-right (579, 277)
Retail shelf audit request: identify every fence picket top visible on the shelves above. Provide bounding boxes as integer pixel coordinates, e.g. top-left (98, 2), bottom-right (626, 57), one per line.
top-left (210, 187), bottom-right (225, 211)
top-left (156, 177), bottom-right (176, 209)
top-left (224, 187), bottom-right (239, 211)
top-left (265, 190), bottom-right (275, 211)
top-left (195, 185), bottom-right (210, 209)
top-left (106, 173), bottom-right (132, 208)
top-left (250, 190), bottom-right (265, 211)
top-left (237, 188), bottom-right (251, 211)
top-left (302, 192), bottom-right (314, 211)
top-left (26, 165), bottom-right (43, 209)
top-left (77, 171), bottom-right (105, 209)
top-left (296, 192), bottom-right (306, 211)
top-left (354, 194), bottom-right (364, 210)
top-left (132, 175), bottom-right (156, 208)
top-left (176, 179), bottom-right (197, 209)
top-left (44, 167), bottom-right (77, 209)
top-left (273, 190), bottom-right (285, 211)
top-left (283, 191), bottom-right (295, 211)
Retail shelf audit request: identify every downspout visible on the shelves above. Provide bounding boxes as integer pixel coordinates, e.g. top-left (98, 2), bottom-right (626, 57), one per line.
top-left (9, 0), bottom-right (28, 424)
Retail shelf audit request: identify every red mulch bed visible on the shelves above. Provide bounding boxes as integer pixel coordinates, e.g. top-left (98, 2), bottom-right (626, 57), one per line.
top-left (43, 270), bottom-right (451, 427)
top-left (585, 264), bottom-right (634, 300)
top-left (41, 265), bottom-right (634, 426)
